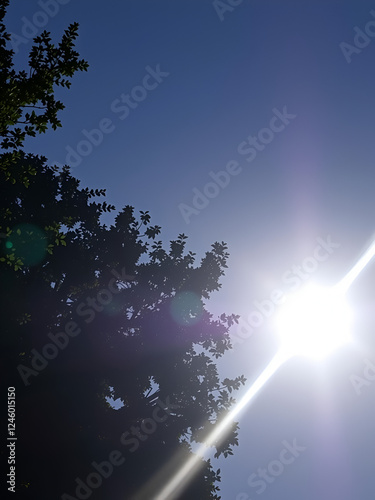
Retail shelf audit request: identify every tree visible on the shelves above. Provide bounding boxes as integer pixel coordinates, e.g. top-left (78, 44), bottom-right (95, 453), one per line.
top-left (0, 2), bottom-right (245, 498)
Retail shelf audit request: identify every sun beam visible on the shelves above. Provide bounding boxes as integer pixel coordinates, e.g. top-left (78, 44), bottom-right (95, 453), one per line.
top-left (337, 239), bottom-right (375, 293)
top-left (154, 352), bottom-right (287, 500)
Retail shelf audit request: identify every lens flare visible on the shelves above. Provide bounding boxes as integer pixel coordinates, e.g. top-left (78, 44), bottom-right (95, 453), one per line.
top-left (170, 291), bottom-right (203, 326)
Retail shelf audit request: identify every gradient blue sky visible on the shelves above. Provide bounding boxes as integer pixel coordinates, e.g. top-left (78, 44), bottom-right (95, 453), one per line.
top-left (6, 1), bottom-right (375, 498)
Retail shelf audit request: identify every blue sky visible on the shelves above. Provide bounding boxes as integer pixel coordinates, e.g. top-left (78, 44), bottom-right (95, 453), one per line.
top-left (6, 1), bottom-right (375, 498)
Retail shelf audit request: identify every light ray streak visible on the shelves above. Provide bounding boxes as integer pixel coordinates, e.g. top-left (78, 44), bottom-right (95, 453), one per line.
top-left (336, 239), bottom-right (375, 294)
top-left (155, 351), bottom-right (288, 500)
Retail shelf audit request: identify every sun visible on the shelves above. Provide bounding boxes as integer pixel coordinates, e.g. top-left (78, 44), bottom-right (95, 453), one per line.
top-left (275, 283), bottom-right (352, 360)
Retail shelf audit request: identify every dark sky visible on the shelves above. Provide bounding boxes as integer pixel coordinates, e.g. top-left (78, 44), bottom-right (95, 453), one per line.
top-left (6, 1), bottom-right (375, 499)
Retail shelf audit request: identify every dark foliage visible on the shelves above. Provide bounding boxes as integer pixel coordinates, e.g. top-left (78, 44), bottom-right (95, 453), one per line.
top-left (0, 2), bottom-right (245, 498)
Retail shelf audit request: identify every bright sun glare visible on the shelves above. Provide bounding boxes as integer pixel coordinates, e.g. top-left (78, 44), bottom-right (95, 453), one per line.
top-left (275, 283), bottom-right (352, 359)
top-left (154, 238), bottom-right (375, 499)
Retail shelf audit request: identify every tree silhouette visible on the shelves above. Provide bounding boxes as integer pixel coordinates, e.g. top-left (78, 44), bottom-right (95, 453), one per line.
top-left (0, 2), bottom-right (246, 498)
